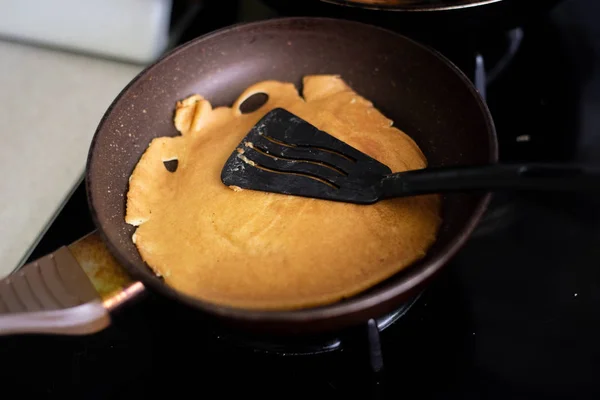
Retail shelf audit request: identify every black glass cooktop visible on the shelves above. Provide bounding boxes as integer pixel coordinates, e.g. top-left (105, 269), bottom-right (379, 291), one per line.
top-left (2, 0), bottom-right (600, 398)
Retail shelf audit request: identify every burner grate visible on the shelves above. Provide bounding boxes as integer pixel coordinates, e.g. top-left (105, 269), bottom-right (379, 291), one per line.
top-left (213, 291), bottom-right (423, 357)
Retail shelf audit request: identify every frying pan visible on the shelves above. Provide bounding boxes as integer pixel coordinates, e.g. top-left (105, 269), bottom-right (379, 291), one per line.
top-left (261, 0), bottom-right (564, 46)
top-left (0, 17), bottom-right (496, 336)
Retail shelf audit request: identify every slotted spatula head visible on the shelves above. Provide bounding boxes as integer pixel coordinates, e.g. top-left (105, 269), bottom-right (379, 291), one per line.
top-left (220, 108), bottom-right (392, 204)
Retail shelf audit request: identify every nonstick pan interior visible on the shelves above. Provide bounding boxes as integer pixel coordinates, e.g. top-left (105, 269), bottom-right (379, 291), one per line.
top-left (86, 17), bottom-right (497, 334)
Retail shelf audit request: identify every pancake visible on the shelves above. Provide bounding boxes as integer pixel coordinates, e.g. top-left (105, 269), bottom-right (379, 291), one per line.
top-left (125, 75), bottom-right (442, 310)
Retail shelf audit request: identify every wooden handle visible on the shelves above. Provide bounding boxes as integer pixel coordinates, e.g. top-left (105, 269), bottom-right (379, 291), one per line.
top-left (0, 247), bottom-right (110, 336)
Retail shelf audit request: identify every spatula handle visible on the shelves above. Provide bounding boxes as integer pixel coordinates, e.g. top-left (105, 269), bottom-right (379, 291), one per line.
top-left (380, 163), bottom-right (600, 199)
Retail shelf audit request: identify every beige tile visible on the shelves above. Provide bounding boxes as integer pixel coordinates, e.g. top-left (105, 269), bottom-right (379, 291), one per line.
top-left (0, 40), bottom-right (142, 277)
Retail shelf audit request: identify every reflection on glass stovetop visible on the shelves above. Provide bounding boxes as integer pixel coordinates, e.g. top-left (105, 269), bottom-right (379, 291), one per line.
top-left (3, 0), bottom-right (600, 398)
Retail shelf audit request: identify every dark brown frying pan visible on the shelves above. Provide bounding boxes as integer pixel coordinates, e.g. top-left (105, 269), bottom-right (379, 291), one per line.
top-left (0, 17), bottom-right (496, 336)
top-left (261, 0), bottom-right (564, 41)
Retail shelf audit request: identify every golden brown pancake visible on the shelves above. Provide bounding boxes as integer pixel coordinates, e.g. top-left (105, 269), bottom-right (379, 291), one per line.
top-left (125, 75), bottom-right (441, 310)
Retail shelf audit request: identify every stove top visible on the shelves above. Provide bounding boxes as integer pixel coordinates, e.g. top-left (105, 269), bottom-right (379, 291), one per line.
top-left (2, 0), bottom-right (600, 398)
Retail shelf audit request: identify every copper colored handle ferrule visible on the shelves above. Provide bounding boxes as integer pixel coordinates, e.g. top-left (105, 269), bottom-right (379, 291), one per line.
top-left (0, 247), bottom-right (110, 336)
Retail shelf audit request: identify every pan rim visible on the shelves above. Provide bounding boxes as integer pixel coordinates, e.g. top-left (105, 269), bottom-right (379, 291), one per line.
top-left (320, 0), bottom-right (504, 12)
top-left (86, 16), bottom-right (497, 326)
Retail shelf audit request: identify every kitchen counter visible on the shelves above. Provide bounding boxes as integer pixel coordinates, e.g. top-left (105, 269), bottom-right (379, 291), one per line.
top-left (0, 40), bottom-right (142, 277)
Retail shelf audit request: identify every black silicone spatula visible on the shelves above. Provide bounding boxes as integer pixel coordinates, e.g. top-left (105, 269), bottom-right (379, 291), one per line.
top-left (221, 108), bottom-right (600, 204)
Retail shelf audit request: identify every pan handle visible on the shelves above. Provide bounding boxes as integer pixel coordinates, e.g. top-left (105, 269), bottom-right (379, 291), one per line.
top-left (0, 247), bottom-right (110, 336)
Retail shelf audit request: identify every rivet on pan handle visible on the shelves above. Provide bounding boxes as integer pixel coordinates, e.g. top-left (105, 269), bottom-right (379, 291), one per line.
top-left (0, 247), bottom-right (110, 336)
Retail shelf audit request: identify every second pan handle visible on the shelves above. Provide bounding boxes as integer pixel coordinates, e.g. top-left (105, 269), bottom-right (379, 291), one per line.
top-left (0, 247), bottom-right (110, 336)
